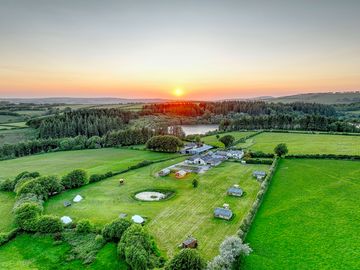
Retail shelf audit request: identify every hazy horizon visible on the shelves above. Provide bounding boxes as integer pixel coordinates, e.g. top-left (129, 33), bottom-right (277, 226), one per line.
top-left (1, 0), bottom-right (359, 99)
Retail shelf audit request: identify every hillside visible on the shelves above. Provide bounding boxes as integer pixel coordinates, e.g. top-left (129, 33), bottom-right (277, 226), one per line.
top-left (264, 92), bottom-right (360, 104)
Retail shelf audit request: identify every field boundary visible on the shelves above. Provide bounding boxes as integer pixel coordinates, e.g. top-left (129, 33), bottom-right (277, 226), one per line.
top-left (238, 157), bottom-right (279, 240)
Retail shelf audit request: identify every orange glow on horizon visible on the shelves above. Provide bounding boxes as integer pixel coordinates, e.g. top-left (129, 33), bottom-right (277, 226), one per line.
top-left (173, 88), bottom-right (184, 97)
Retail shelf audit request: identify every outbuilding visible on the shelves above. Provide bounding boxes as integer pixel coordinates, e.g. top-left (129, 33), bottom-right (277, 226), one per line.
top-left (214, 207), bottom-right (233, 220)
top-left (60, 216), bottom-right (73, 225)
top-left (253, 171), bottom-right (266, 180)
top-left (63, 201), bottom-right (72, 207)
top-left (182, 237), bottom-right (198, 248)
top-left (132, 215), bottom-right (145, 224)
top-left (73, 195), bottom-right (83, 203)
top-left (227, 186), bottom-right (243, 197)
top-left (175, 170), bottom-right (187, 179)
top-left (159, 168), bottom-right (171, 176)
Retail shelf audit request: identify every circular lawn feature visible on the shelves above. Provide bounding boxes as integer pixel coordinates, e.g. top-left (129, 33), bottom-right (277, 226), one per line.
top-left (134, 190), bottom-right (174, 201)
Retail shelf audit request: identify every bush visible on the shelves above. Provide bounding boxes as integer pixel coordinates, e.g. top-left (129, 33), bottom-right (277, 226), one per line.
top-left (274, 143), bottom-right (288, 157)
top-left (14, 202), bottom-right (43, 231)
top-left (105, 171), bottom-right (113, 178)
top-left (0, 228), bottom-right (19, 246)
top-left (192, 179), bottom-right (199, 188)
top-left (61, 169), bottom-right (88, 189)
top-left (0, 178), bottom-right (15, 191)
top-left (102, 218), bottom-right (132, 242)
top-left (37, 215), bottom-right (63, 233)
top-left (76, 219), bottom-right (93, 234)
top-left (89, 174), bottom-right (103, 183)
top-left (16, 179), bottom-right (48, 199)
top-left (95, 234), bottom-right (105, 244)
top-left (37, 175), bottom-right (64, 195)
top-left (118, 225), bottom-right (157, 269)
top-left (219, 135), bottom-right (235, 148)
top-left (166, 249), bottom-right (206, 270)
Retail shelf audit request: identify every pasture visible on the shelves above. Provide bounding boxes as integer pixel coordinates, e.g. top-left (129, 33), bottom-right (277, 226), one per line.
top-left (239, 132), bottom-right (360, 155)
top-left (202, 131), bottom-right (256, 147)
top-left (44, 160), bottom-right (269, 259)
top-left (0, 128), bottom-right (37, 146)
top-left (243, 159), bottom-right (360, 270)
top-left (0, 148), bottom-right (179, 181)
top-left (0, 234), bottom-right (126, 270)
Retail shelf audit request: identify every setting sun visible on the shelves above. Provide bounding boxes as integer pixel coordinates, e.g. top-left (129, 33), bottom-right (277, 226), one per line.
top-left (173, 88), bottom-right (184, 97)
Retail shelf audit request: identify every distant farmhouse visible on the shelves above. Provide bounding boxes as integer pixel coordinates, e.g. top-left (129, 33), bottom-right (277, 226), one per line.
top-left (253, 171), bottom-right (267, 180)
top-left (214, 207), bottom-right (233, 220)
top-left (227, 150), bottom-right (244, 159)
top-left (227, 185), bottom-right (243, 197)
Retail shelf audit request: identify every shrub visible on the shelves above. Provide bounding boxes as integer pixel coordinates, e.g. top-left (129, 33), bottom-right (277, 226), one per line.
top-left (37, 175), bottom-right (64, 195)
top-left (61, 169), bottom-right (88, 189)
top-left (14, 202), bottom-right (43, 231)
top-left (102, 218), bottom-right (132, 242)
top-left (118, 225), bottom-right (157, 269)
top-left (192, 179), bottom-right (199, 188)
top-left (37, 215), bottom-right (63, 233)
top-left (0, 178), bottom-right (15, 191)
top-left (274, 143), bottom-right (288, 157)
top-left (89, 174), bottom-right (103, 183)
top-left (219, 135), bottom-right (235, 148)
top-left (105, 171), bottom-right (113, 178)
top-left (207, 236), bottom-right (252, 270)
top-left (16, 179), bottom-right (48, 199)
top-left (0, 228), bottom-right (19, 246)
top-left (76, 219), bottom-right (93, 234)
top-left (166, 249), bottom-right (206, 270)
top-left (95, 234), bottom-right (104, 244)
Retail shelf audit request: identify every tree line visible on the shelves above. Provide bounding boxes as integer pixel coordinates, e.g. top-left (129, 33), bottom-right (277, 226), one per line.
top-left (29, 109), bottom-right (137, 139)
top-left (220, 114), bottom-right (359, 133)
top-left (142, 101), bottom-right (337, 117)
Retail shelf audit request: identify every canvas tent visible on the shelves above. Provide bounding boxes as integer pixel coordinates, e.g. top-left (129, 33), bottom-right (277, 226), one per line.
top-left (73, 195), bottom-right (83, 202)
top-left (132, 215), bottom-right (145, 224)
top-left (61, 216), bottom-right (72, 224)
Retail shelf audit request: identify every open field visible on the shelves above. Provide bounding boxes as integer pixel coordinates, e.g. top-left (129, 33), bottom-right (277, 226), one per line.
top-left (0, 114), bottom-right (25, 124)
top-left (0, 148), bottom-right (179, 181)
top-left (0, 192), bottom-right (16, 232)
top-left (202, 131), bottom-right (256, 147)
top-left (0, 128), bottom-right (38, 146)
top-left (0, 234), bottom-right (127, 270)
top-left (239, 132), bottom-right (360, 155)
top-left (243, 159), bottom-right (360, 270)
top-left (45, 160), bottom-right (268, 259)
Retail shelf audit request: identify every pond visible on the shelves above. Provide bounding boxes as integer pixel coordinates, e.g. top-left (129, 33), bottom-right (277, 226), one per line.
top-left (179, 124), bottom-right (219, 136)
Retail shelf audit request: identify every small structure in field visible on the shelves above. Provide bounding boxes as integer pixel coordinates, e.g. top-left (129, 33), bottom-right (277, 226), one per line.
top-left (119, 179), bottom-right (125, 185)
top-left (63, 201), bottom-right (72, 207)
top-left (158, 168), bottom-right (170, 176)
top-left (73, 195), bottom-right (83, 203)
top-left (60, 216), bottom-right (72, 225)
top-left (241, 160), bottom-right (246, 164)
top-left (119, 213), bottom-right (127, 219)
top-left (132, 215), bottom-right (145, 224)
top-left (214, 207), bottom-right (233, 220)
top-left (227, 185), bottom-right (243, 197)
top-left (253, 171), bottom-right (266, 180)
top-left (182, 236), bottom-right (198, 248)
top-left (227, 150), bottom-right (244, 159)
top-left (223, 203), bottom-right (230, 209)
top-left (175, 170), bottom-right (187, 179)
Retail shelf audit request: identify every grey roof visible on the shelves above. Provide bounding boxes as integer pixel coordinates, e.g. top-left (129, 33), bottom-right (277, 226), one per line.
top-left (183, 237), bottom-right (197, 245)
top-left (227, 187), bottom-right (243, 195)
top-left (253, 171), bottom-right (266, 176)
top-left (63, 201), bottom-right (72, 207)
top-left (187, 155), bottom-right (202, 161)
top-left (189, 144), bottom-right (213, 153)
top-left (214, 207), bottom-right (233, 217)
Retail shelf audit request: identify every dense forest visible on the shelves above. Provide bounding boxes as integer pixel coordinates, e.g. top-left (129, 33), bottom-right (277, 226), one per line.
top-left (142, 101), bottom-right (337, 117)
top-left (31, 109), bottom-right (137, 138)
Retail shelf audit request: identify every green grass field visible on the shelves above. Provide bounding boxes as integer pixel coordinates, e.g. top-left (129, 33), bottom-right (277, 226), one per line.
top-left (239, 132), bottom-right (360, 155)
top-left (0, 192), bottom-right (16, 233)
top-left (243, 159), bottom-right (360, 270)
top-left (0, 234), bottom-right (127, 270)
top-left (44, 159), bottom-right (268, 259)
top-left (0, 148), bottom-right (179, 181)
top-left (202, 131), bottom-right (256, 147)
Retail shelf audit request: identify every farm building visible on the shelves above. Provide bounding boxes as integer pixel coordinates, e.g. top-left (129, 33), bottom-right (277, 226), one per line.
top-left (227, 150), bottom-right (244, 159)
top-left (180, 143), bottom-right (197, 154)
top-left (159, 168), bottom-right (170, 176)
top-left (253, 171), bottom-right (267, 180)
top-left (186, 155), bottom-right (206, 165)
top-left (202, 155), bottom-right (222, 166)
top-left (186, 144), bottom-right (213, 155)
top-left (182, 237), bottom-right (198, 248)
top-left (214, 207), bottom-right (233, 220)
top-left (227, 185), bottom-right (243, 197)
top-left (175, 170), bottom-right (187, 178)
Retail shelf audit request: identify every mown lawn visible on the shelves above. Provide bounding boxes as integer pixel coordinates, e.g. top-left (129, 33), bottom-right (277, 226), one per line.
top-left (45, 159), bottom-right (269, 259)
top-left (0, 148), bottom-right (179, 181)
top-left (0, 234), bottom-right (127, 270)
top-left (239, 132), bottom-right (360, 155)
top-left (202, 131), bottom-right (256, 147)
top-left (243, 159), bottom-right (360, 270)
top-left (0, 192), bottom-right (16, 233)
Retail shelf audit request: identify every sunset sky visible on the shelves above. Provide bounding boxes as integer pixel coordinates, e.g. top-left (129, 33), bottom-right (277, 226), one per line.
top-left (0, 0), bottom-right (359, 100)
